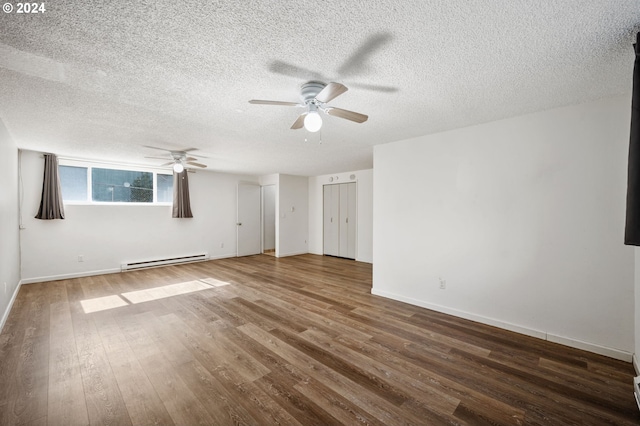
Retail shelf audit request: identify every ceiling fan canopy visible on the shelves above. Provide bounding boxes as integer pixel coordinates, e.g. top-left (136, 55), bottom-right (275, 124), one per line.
top-left (249, 81), bottom-right (368, 132)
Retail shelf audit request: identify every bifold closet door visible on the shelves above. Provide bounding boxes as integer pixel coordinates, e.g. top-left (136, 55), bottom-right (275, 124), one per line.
top-left (339, 182), bottom-right (356, 259)
top-left (323, 184), bottom-right (340, 256)
top-left (346, 182), bottom-right (356, 259)
top-left (324, 182), bottom-right (356, 259)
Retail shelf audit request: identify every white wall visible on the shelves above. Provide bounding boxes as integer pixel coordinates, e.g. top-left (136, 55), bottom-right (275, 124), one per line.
top-left (20, 150), bottom-right (259, 282)
top-left (308, 169), bottom-right (373, 263)
top-left (373, 95), bottom-right (634, 360)
top-left (0, 121), bottom-right (21, 331)
top-left (277, 174), bottom-right (308, 257)
top-left (259, 174), bottom-right (279, 186)
top-left (262, 185), bottom-right (276, 251)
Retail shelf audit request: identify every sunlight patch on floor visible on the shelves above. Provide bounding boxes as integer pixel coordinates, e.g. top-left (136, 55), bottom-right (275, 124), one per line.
top-left (122, 280), bottom-right (214, 304)
top-left (79, 277), bottom-right (230, 313)
top-left (199, 277), bottom-right (230, 287)
top-left (80, 294), bottom-right (129, 313)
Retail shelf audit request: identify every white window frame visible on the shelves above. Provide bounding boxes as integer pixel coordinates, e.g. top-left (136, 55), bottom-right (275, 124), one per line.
top-left (59, 158), bottom-right (173, 206)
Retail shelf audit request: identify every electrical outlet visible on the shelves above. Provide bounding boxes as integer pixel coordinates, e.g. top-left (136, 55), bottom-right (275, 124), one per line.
top-left (78, 255), bottom-right (84, 262)
top-left (439, 278), bottom-right (446, 289)
top-left (3, 282), bottom-right (6, 294)
top-left (220, 242), bottom-right (224, 248)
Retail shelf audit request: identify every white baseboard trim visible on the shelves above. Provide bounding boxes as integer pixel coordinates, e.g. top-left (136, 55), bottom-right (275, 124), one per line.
top-left (21, 268), bottom-right (122, 284)
top-left (20, 255), bottom-right (239, 285)
top-left (371, 288), bottom-right (632, 362)
top-left (209, 253), bottom-right (237, 261)
top-left (276, 250), bottom-right (308, 258)
top-left (0, 280), bottom-right (22, 334)
top-left (633, 354), bottom-right (639, 376)
top-left (546, 334), bottom-right (632, 362)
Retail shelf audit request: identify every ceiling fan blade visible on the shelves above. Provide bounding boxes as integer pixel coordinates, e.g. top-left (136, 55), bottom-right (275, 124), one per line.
top-left (160, 161), bottom-right (175, 167)
top-left (186, 161), bottom-right (207, 168)
top-left (290, 113), bottom-right (306, 130)
top-left (249, 100), bottom-right (299, 106)
top-left (315, 82), bottom-right (348, 104)
top-left (268, 60), bottom-right (326, 81)
top-left (326, 107), bottom-right (368, 123)
top-left (349, 82), bottom-right (398, 93)
top-left (187, 153), bottom-right (210, 159)
top-left (337, 32), bottom-right (392, 77)
top-left (143, 145), bottom-right (173, 152)
top-left (145, 155), bottom-right (172, 160)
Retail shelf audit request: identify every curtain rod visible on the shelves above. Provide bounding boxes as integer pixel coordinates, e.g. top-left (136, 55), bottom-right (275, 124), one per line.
top-left (31, 152), bottom-right (172, 171)
top-left (25, 150), bottom-right (196, 173)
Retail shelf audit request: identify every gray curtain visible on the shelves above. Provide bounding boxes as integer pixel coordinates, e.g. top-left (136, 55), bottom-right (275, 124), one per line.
top-left (625, 32), bottom-right (640, 245)
top-left (35, 153), bottom-right (65, 220)
top-left (172, 170), bottom-right (193, 218)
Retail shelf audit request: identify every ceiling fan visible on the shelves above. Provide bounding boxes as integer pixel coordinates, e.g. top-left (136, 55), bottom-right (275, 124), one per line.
top-left (143, 145), bottom-right (207, 173)
top-left (249, 81), bottom-right (368, 132)
top-left (268, 33), bottom-right (398, 94)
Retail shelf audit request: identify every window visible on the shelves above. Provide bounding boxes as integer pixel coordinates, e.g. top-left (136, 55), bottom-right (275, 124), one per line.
top-left (58, 165), bottom-right (88, 201)
top-left (92, 168), bottom-right (153, 203)
top-left (59, 164), bottom-right (173, 204)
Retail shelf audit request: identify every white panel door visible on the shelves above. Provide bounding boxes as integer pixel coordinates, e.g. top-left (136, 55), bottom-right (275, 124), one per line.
top-left (237, 183), bottom-right (261, 257)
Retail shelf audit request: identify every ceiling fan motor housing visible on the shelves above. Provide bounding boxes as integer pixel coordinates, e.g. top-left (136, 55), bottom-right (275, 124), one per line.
top-left (300, 81), bottom-right (326, 104)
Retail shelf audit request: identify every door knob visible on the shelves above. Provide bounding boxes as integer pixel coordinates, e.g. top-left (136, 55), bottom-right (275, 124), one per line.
top-left (237, 222), bottom-right (242, 226)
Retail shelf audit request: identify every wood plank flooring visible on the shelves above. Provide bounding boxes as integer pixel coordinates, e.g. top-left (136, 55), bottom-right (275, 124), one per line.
top-left (0, 254), bottom-right (638, 425)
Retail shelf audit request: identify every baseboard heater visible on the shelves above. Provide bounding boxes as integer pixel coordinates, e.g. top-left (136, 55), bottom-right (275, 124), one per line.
top-left (121, 253), bottom-right (209, 272)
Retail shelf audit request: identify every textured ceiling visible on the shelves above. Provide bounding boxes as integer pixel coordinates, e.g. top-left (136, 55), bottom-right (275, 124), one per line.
top-left (0, 1), bottom-right (639, 176)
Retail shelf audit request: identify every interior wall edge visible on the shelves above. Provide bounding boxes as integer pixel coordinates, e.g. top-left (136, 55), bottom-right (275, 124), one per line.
top-left (371, 288), bottom-right (633, 363)
top-left (0, 279), bottom-right (22, 334)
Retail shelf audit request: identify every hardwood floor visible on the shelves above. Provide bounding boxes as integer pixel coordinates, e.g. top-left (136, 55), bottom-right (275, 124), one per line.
top-left (0, 254), bottom-right (638, 425)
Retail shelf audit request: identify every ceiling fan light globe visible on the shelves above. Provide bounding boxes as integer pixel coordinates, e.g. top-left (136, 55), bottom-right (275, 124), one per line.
top-left (173, 162), bottom-right (184, 173)
top-left (304, 111), bottom-right (322, 132)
